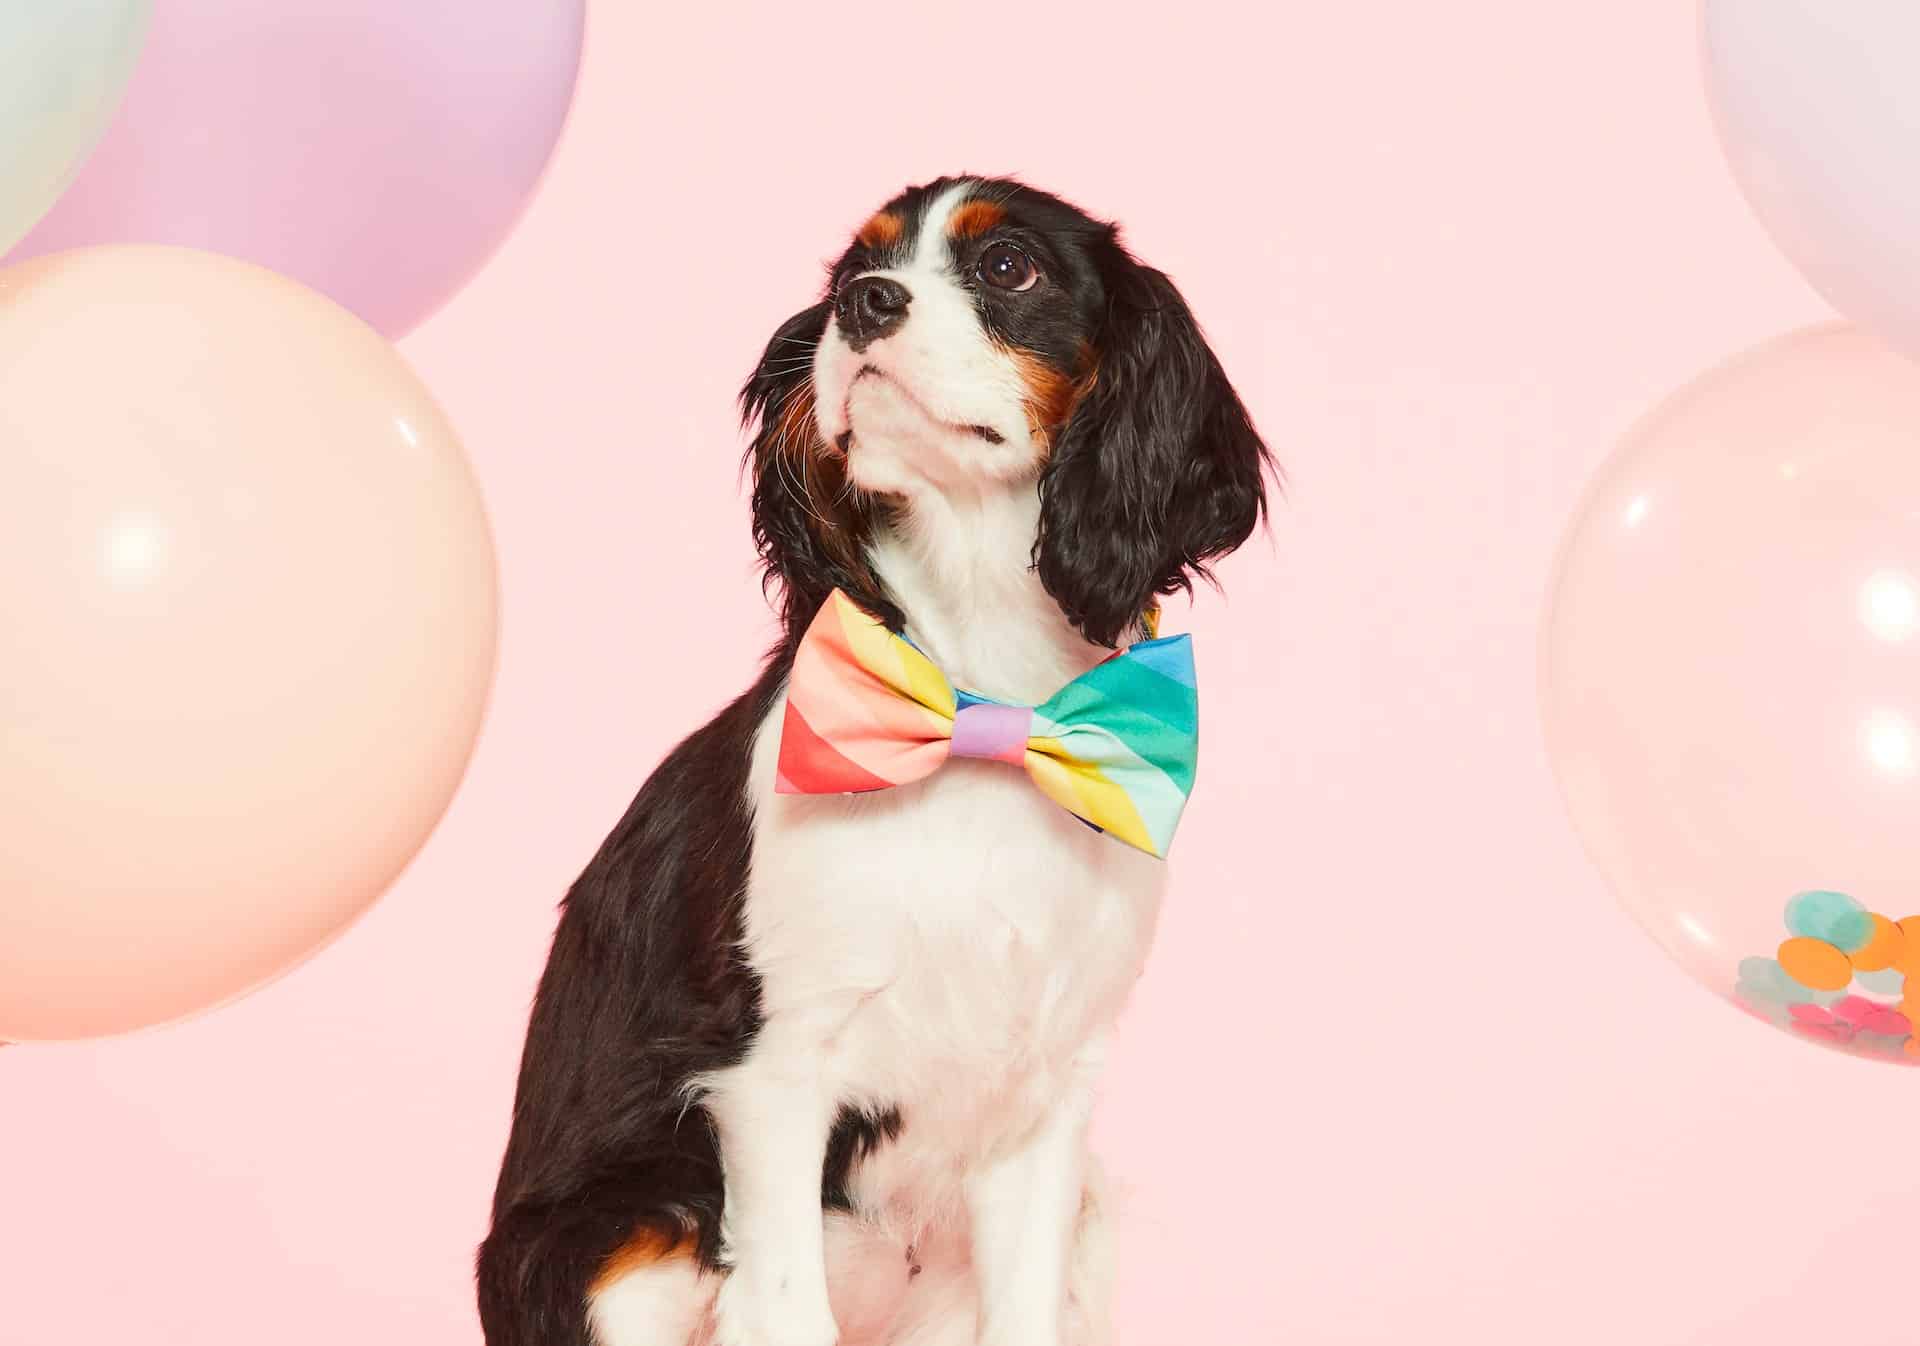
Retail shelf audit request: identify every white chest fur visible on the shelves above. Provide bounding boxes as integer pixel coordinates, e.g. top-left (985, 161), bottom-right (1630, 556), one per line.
top-left (718, 501), bottom-right (1166, 1253)
top-left (741, 696), bottom-right (1163, 1183)
top-left (704, 718), bottom-right (1160, 1346)
top-left (699, 483), bottom-right (1165, 1346)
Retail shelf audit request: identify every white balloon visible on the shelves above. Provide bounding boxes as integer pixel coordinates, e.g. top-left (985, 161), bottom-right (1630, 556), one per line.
top-left (1703, 1), bottom-right (1920, 360)
top-left (0, 0), bottom-right (152, 254)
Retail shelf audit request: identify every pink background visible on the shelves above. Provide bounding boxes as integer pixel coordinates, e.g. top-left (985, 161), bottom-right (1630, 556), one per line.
top-left (4, 3), bottom-right (1905, 1343)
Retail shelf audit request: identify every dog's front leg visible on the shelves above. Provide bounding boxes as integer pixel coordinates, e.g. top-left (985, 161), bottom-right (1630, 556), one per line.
top-left (709, 1051), bottom-right (840, 1346)
top-left (965, 1043), bottom-right (1104, 1346)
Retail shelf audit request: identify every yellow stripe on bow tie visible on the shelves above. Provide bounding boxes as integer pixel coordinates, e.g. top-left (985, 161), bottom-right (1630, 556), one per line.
top-left (1025, 736), bottom-right (1157, 855)
top-left (833, 590), bottom-right (954, 728)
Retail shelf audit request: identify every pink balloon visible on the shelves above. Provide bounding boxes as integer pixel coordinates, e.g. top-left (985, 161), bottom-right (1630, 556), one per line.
top-left (1541, 324), bottom-right (1920, 1067)
top-left (0, 246), bottom-right (498, 1042)
top-left (3, 0), bottom-right (583, 338)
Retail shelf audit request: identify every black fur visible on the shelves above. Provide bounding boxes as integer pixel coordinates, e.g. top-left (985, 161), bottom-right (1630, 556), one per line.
top-left (1034, 230), bottom-right (1272, 648)
top-left (476, 665), bottom-right (775, 1344)
top-left (474, 655), bottom-right (904, 1344)
top-left (822, 1106), bottom-right (905, 1212)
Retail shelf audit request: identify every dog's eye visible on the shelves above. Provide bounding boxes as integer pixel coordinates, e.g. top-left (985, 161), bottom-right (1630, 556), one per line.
top-left (978, 243), bottom-right (1038, 292)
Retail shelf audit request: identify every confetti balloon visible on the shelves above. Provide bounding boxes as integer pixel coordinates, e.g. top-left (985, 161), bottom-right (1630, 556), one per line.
top-left (1541, 324), bottom-right (1920, 1065)
top-left (0, 246), bottom-right (498, 1042)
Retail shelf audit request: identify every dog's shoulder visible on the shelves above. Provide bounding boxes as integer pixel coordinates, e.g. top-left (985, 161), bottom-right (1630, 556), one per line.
top-left (561, 654), bottom-right (789, 925)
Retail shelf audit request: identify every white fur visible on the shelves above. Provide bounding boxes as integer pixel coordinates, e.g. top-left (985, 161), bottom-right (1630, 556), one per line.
top-left (705, 497), bottom-right (1159, 1346)
top-left (588, 1257), bottom-right (713, 1346)
top-left (592, 184), bottom-right (1155, 1346)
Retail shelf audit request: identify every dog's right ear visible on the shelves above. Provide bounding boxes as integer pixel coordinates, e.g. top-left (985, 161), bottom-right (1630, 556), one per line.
top-left (740, 302), bottom-right (898, 634)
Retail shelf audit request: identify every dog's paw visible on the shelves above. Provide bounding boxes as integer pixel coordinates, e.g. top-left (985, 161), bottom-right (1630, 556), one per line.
top-left (710, 1266), bottom-right (839, 1346)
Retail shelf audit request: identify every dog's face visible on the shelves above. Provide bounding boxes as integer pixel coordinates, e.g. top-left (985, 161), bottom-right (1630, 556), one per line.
top-left (812, 180), bottom-right (1109, 493)
top-left (744, 175), bottom-right (1271, 647)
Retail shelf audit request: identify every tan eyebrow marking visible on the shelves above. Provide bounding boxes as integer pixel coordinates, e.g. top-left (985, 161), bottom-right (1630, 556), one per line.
top-left (947, 198), bottom-right (1007, 240)
top-left (856, 211), bottom-right (905, 249)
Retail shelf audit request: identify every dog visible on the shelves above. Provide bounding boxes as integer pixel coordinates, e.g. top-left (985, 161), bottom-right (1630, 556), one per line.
top-left (476, 175), bottom-right (1272, 1346)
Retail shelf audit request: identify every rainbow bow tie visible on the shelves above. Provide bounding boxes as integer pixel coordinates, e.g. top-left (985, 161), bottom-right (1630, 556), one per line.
top-left (775, 589), bottom-right (1198, 858)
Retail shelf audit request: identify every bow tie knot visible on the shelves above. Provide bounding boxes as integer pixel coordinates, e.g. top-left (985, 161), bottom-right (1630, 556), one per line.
top-left (774, 590), bottom-right (1199, 858)
top-left (949, 701), bottom-right (1034, 765)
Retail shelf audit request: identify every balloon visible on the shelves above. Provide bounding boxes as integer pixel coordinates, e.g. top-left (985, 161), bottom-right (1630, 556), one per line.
top-left (0, 0), bottom-right (151, 255)
top-left (1541, 324), bottom-right (1920, 1066)
top-left (0, 246), bottom-right (498, 1043)
top-left (1703, 1), bottom-right (1920, 362)
top-left (4, 1), bottom-right (583, 338)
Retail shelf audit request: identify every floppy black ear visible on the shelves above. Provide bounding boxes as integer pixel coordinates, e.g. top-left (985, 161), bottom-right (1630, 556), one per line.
top-left (1034, 233), bottom-right (1272, 648)
top-left (740, 302), bottom-right (899, 635)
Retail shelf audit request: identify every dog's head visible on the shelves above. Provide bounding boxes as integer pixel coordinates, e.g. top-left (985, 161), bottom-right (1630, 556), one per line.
top-left (743, 175), bottom-right (1271, 647)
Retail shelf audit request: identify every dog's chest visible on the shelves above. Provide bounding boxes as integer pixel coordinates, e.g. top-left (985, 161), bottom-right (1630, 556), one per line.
top-left (742, 692), bottom-right (1164, 1155)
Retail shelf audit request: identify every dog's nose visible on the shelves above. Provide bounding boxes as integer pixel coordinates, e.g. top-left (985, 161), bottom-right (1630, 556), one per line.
top-left (836, 275), bottom-right (911, 346)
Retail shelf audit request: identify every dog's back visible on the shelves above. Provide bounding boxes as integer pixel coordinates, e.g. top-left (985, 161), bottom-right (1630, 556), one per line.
top-left (476, 668), bottom-right (775, 1345)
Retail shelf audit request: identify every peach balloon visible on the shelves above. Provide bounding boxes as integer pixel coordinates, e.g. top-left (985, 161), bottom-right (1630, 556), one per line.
top-left (1541, 325), bottom-right (1920, 1067)
top-left (0, 246), bottom-right (497, 1042)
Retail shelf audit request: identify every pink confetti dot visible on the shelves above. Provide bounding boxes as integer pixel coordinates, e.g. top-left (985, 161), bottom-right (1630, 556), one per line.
top-left (1864, 1008), bottom-right (1911, 1037)
top-left (1833, 996), bottom-right (1880, 1026)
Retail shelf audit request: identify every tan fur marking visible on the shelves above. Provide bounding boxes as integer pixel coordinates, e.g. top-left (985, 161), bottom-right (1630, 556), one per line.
top-left (590, 1227), bottom-right (692, 1295)
top-left (856, 211), bottom-right (904, 249)
top-left (1007, 341), bottom-right (1097, 449)
top-left (947, 198), bottom-right (1007, 240)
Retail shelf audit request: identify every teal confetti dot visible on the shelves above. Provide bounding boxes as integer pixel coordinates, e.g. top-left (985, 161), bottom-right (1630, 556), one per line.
top-left (1858, 967), bottom-right (1907, 997)
top-left (1784, 890), bottom-right (1873, 952)
top-left (1738, 958), bottom-right (1802, 1004)
top-left (1740, 956), bottom-right (1845, 1007)
top-left (1737, 957), bottom-right (1788, 1004)
top-left (1737, 955), bottom-right (1779, 984)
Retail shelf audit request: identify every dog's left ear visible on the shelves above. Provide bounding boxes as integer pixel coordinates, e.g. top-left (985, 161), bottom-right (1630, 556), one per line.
top-left (1034, 230), bottom-right (1273, 648)
top-left (740, 300), bottom-right (898, 634)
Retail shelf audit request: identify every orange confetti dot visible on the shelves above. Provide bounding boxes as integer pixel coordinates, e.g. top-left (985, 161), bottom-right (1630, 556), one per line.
top-left (1778, 937), bottom-right (1852, 992)
top-left (1852, 914), bottom-right (1907, 972)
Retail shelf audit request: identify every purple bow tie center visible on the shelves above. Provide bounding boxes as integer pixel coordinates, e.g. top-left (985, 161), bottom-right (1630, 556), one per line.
top-left (949, 702), bottom-right (1033, 767)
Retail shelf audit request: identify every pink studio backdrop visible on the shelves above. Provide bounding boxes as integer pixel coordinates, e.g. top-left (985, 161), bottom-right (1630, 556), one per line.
top-left (3, 4), bottom-right (1899, 1344)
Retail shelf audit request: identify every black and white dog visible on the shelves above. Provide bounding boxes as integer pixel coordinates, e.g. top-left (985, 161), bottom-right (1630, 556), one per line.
top-left (477, 176), bottom-right (1272, 1346)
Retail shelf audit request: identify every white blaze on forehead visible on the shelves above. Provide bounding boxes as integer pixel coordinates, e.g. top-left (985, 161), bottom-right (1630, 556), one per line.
top-left (906, 180), bottom-right (977, 273)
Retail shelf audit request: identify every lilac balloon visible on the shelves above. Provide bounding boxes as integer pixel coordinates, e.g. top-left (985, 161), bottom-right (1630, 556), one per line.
top-left (1703, 1), bottom-right (1920, 363)
top-left (5, 1), bottom-right (583, 338)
